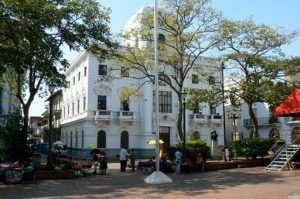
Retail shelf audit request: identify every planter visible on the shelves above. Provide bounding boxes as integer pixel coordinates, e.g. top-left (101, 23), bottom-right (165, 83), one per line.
top-left (203, 158), bottom-right (271, 172)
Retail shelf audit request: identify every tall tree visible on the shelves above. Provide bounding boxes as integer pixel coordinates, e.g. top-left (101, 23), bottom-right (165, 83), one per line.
top-left (218, 19), bottom-right (300, 138)
top-left (113, 0), bottom-right (222, 141)
top-left (0, 0), bottom-right (116, 143)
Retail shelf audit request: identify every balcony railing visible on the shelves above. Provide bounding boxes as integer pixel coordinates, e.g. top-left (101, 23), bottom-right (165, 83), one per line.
top-left (189, 114), bottom-right (208, 123)
top-left (243, 117), bottom-right (279, 127)
top-left (189, 114), bottom-right (222, 123)
top-left (95, 110), bottom-right (137, 121)
top-left (95, 110), bottom-right (114, 120)
top-left (117, 111), bottom-right (136, 120)
top-left (284, 117), bottom-right (300, 123)
top-left (208, 115), bottom-right (223, 123)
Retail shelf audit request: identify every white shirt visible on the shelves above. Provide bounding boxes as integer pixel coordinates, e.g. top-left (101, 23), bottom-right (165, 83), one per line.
top-left (120, 148), bottom-right (128, 161)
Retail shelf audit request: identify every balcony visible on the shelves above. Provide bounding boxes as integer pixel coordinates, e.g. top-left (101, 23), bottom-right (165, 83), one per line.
top-left (117, 111), bottom-right (136, 121)
top-left (189, 114), bottom-right (208, 123)
top-left (283, 117), bottom-right (300, 124)
top-left (243, 117), bottom-right (279, 127)
top-left (95, 110), bottom-right (114, 120)
top-left (208, 115), bottom-right (223, 123)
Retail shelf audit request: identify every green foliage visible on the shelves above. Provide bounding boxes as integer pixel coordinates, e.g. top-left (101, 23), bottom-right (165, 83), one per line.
top-left (0, 0), bottom-right (117, 137)
top-left (218, 19), bottom-right (300, 137)
top-left (231, 138), bottom-right (275, 160)
top-left (167, 140), bottom-right (210, 162)
top-left (117, 87), bottom-right (142, 102)
top-left (185, 88), bottom-right (223, 109)
top-left (0, 115), bottom-right (29, 162)
top-left (114, 0), bottom-right (222, 141)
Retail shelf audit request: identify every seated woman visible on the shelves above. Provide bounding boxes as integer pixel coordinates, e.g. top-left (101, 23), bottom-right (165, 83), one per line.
top-left (137, 158), bottom-right (155, 173)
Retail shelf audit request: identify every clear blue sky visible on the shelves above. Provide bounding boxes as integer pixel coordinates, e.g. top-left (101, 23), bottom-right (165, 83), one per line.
top-left (29, 0), bottom-right (300, 116)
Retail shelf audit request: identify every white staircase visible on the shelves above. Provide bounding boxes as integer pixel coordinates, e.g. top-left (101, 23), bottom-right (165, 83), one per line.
top-left (265, 144), bottom-right (300, 171)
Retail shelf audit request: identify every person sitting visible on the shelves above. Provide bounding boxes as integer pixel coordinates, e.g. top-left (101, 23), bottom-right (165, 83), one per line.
top-left (137, 158), bottom-right (155, 173)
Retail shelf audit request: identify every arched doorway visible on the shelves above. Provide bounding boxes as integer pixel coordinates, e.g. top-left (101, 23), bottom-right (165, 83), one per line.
top-left (120, 131), bottom-right (129, 148)
top-left (269, 128), bottom-right (280, 139)
top-left (97, 130), bottom-right (106, 148)
top-left (291, 127), bottom-right (300, 142)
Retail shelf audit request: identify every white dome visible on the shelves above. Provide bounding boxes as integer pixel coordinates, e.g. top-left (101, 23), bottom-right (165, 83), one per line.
top-left (123, 4), bottom-right (153, 32)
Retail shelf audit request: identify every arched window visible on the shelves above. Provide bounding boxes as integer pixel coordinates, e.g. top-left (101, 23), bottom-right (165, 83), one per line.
top-left (97, 130), bottom-right (106, 148)
top-left (269, 128), bottom-right (280, 139)
top-left (190, 131), bottom-right (200, 140)
top-left (158, 33), bottom-right (166, 44)
top-left (291, 127), bottom-right (300, 142)
top-left (120, 131), bottom-right (129, 148)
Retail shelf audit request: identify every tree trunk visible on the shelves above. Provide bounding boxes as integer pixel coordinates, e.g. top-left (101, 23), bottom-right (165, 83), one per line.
top-left (22, 105), bottom-right (30, 135)
top-left (177, 95), bottom-right (184, 141)
top-left (247, 103), bottom-right (259, 138)
top-left (177, 107), bottom-right (183, 141)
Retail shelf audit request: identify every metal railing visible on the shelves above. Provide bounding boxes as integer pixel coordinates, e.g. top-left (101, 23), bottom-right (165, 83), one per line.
top-left (189, 114), bottom-right (222, 123)
top-left (269, 135), bottom-right (300, 160)
top-left (243, 117), bottom-right (278, 127)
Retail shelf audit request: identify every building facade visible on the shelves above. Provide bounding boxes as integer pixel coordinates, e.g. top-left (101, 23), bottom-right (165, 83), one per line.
top-left (59, 5), bottom-right (225, 157)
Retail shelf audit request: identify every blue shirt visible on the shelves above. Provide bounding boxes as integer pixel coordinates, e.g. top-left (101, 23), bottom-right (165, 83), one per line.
top-left (175, 151), bottom-right (182, 162)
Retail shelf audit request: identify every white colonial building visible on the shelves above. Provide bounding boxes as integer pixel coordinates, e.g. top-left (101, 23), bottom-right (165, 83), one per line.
top-left (59, 5), bottom-right (225, 157)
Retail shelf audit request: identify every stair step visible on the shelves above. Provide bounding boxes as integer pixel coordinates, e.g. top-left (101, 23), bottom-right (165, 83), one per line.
top-left (266, 143), bottom-right (300, 172)
top-left (279, 155), bottom-right (292, 157)
top-left (266, 168), bottom-right (281, 171)
top-left (289, 144), bottom-right (300, 147)
top-left (278, 156), bottom-right (291, 159)
top-left (273, 161), bottom-right (285, 164)
top-left (269, 164), bottom-right (283, 168)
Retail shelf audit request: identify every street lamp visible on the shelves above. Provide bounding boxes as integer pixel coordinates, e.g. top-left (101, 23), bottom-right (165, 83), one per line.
top-left (47, 83), bottom-right (55, 169)
top-left (227, 107), bottom-right (241, 141)
top-left (182, 92), bottom-right (187, 155)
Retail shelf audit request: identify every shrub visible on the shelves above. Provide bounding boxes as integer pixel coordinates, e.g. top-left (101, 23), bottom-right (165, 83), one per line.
top-left (231, 138), bottom-right (275, 159)
top-left (0, 114), bottom-right (29, 163)
top-left (167, 140), bottom-right (210, 162)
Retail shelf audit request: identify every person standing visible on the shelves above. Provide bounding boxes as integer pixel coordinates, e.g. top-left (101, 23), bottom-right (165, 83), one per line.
top-left (225, 147), bottom-right (230, 162)
top-left (99, 150), bottom-right (108, 174)
top-left (120, 147), bottom-right (128, 172)
top-left (129, 149), bottom-right (136, 172)
top-left (175, 149), bottom-right (182, 175)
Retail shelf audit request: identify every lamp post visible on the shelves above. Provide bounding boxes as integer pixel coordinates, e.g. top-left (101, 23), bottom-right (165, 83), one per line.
top-left (47, 84), bottom-right (55, 168)
top-left (221, 62), bottom-right (226, 145)
top-left (227, 107), bottom-right (241, 141)
top-left (182, 92), bottom-right (187, 155)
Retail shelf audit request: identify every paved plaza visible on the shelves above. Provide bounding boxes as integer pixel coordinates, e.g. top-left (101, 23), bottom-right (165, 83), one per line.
top-left (1, 164), bottom-right (300, 199)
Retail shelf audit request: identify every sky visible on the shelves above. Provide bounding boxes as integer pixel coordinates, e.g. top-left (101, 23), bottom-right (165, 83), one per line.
top-left (29, 0), bottom-right (300, 116)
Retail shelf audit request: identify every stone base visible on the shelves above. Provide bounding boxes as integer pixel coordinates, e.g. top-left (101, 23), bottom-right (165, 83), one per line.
top-left (144, 171), bottom-right (173, 184)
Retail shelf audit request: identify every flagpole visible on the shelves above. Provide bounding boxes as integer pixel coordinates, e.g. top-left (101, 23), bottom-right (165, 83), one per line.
top-left (154, 0), bottom-right (160, 174)
top-left (144, 0), bottom-right (172, 184)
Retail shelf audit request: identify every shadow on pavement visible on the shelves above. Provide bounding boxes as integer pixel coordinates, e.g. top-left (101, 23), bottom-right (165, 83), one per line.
top-left (0, 167), bottom-right (293, 198)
